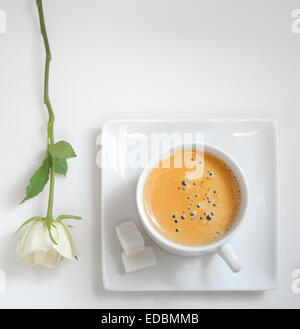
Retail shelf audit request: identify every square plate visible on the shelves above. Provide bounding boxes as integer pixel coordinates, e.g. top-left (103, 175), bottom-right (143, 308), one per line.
top-left (100, 119), bottom-right (278, 291)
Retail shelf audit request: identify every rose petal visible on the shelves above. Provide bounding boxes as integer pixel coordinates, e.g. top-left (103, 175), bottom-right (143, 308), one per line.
top-left (40, 248), bottom-right (62, 269)
top-left (24, 253), bottom-right (35, 265)
top-left (33, 250), bottom-right (47, 265)
top-left (16, 221), bottom-right (53, 256)
top-left (52, 222), bottom-right (77, 260)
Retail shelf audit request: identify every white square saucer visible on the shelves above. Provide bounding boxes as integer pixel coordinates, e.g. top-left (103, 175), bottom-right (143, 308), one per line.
top-left (100, 119), bottom-right (278, 291)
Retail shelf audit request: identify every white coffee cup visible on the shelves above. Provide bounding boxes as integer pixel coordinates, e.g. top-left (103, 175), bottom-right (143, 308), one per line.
top-left (136, 143), bottom-right (248, 273)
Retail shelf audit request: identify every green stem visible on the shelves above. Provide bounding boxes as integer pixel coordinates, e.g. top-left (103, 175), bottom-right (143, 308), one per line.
top-left (36, 0), bottom-right (55, 220)
top-left (47, 156), bottom-right (55, 219)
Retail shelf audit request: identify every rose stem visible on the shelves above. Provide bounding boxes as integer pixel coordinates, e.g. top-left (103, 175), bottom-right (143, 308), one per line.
top-left (36, 0), bottom-right (55, 221)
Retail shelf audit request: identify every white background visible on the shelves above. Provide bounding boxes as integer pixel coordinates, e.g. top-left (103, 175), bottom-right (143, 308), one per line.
top-left (0, 0), bottom-right (299, 308)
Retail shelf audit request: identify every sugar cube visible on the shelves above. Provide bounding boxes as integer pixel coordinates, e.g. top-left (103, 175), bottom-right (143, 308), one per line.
top-left (121, 247), bottom-right (156, 273)
top-left (116, 221), bottom-right (144, 255)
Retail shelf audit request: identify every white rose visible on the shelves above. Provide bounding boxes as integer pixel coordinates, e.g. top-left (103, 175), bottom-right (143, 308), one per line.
top-left (16, 220), bottom-right (78, 269)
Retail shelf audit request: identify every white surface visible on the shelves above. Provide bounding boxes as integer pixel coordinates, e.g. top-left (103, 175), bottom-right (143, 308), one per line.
top-left (102, 120), bottom-right (278, 291)
top-left (0, 0), bottom-right (299, 308)
top-left (116, 221), bottom-right (144, 256)
top-left (121, 247), bottom-right (156, 274)
top-left (0, 269), bottom-right (5, 294)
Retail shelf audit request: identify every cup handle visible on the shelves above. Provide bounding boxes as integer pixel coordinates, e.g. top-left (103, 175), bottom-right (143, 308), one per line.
top-left (216, 243), bottom-right (242, 273)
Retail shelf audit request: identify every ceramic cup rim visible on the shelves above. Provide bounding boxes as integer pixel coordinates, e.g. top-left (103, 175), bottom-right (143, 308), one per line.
top-left (136, 142), bottom-right (248, 254)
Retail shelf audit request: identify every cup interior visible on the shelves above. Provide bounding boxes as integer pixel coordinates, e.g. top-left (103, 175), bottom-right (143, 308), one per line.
top-left (136, 143), bottom-right (248, 253)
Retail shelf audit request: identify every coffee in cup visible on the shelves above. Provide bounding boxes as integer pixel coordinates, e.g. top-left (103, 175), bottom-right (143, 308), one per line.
top-left (143, 150), bottom-right (241, 246)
